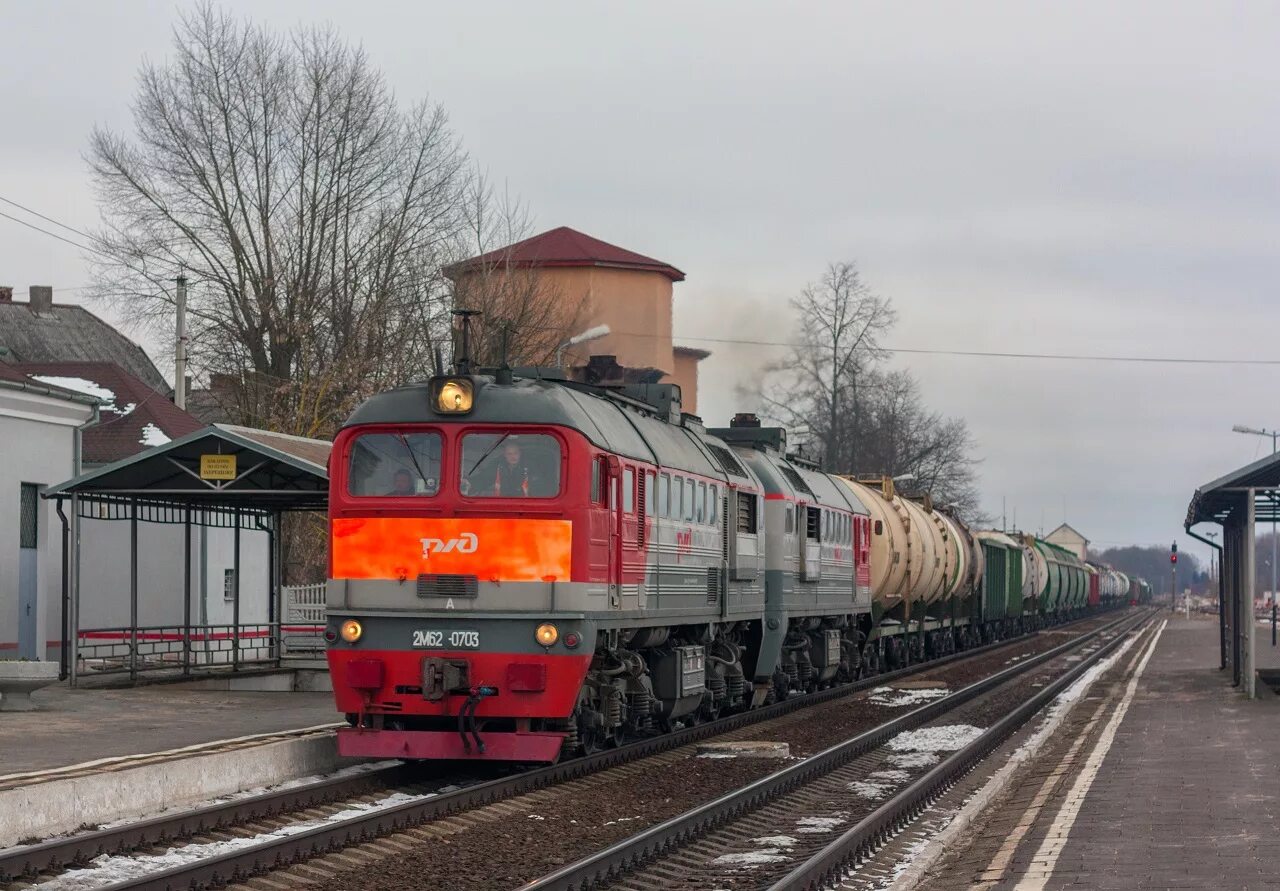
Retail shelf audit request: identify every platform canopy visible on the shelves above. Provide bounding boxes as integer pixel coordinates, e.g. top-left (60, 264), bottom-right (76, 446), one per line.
top-left (1186, 450), bottom-right (1280, 527)
top-left (45, 424), bottom-right (331, 686)
top-left (46, 423), bottom-right (330, 511)
top-left (1184, 451), bottom-right (1280, 699)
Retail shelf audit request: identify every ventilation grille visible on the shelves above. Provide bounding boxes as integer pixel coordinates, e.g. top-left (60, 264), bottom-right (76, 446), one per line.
top-left (19, 483), bottom-right (38, 549)
top-left (637, 472), bottom-right (647, 547)
top-left (706, 443), bottom-right (747, 478)
top-left (779, 463), bottom-right (814, 497)
top-left (707, 567), bottom-right (723, 605)
top-left (721, 496), bottom-right (730, 560)
top-left (417, 574), bottom-right (479, 599)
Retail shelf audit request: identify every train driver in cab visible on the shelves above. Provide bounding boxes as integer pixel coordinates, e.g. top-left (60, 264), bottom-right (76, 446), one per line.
top-left (495, 440), bottom-right (529, 497)
top-left (388, 468), bottom-right (417, 497)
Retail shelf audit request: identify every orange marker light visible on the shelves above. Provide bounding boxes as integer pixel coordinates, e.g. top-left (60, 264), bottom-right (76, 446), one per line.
top-left (535, 623), bottom-right (559, 647)
top-left (340, 619), bottom-right (363, 643)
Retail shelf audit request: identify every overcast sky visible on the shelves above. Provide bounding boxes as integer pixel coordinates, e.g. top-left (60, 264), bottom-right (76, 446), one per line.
top-left (3, 1), bottom-right (1278, 567)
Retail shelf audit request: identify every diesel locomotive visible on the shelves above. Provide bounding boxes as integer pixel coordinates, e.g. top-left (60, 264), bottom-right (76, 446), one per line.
top-left (324, 364), bottom-right (1135, 762)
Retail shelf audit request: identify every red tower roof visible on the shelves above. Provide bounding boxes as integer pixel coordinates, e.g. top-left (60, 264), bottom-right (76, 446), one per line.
top-left (443, 226), bottom-right (685, 282)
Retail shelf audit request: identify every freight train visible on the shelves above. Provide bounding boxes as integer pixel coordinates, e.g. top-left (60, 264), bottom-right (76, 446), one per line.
top-left (324, 364), bottom-right (1145, 762)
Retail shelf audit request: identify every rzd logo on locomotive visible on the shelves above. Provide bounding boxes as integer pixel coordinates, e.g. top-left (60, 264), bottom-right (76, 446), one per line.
top-left (420, 533), bottom-right (479, 557)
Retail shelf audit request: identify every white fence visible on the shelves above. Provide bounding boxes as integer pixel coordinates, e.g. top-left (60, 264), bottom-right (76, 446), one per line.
top-left (282, 582), bottom-right (326, 657)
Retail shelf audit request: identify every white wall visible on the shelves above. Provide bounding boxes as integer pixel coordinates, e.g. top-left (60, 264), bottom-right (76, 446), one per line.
top-left (78, 516), bottom-right (271, 631)
top-left (0, 388), bottom-right (93, 660)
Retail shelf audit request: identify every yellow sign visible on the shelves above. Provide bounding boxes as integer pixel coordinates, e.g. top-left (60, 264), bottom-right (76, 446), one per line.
top-left (200, 454), bottom-right (237, 480)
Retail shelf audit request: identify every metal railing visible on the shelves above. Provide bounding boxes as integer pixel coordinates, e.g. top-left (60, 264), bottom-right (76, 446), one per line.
top-left (75, 623), bottom-right (280, 679)
top-left (282, 583), bottom-right (326, 657)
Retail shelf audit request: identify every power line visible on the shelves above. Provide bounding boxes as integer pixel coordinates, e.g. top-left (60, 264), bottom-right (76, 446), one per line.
top-left (4, 192), bottom-right (1276, 367)
top-left (538, 324), bottom-right (1280, 367)
top-left (0, 194), bottom-right (97, 242)
top-left (0, 209), bottom-right (109, 259)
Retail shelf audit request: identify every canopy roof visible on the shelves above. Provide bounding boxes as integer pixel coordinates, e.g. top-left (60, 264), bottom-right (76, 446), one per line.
top-left (1186, 450), bottom-right (1280, 527)
top-left (46, 423), bottom-right (330, 511)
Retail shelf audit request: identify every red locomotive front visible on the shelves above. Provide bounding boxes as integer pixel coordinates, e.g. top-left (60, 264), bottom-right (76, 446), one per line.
top-left (325, 384), bottom-right (622, 762)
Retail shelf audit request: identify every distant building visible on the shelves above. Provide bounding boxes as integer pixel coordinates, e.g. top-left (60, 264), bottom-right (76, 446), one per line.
top-left (443, 226), bottom-right (709, 414)
top-left (0, 286), bottom-right (169, 394)
top-left (1046, 523), bottom-right (1090, 562)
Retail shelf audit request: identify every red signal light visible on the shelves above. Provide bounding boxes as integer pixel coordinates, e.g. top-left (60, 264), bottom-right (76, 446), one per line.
top-left (1170, 554), bottom-right (1178, 564)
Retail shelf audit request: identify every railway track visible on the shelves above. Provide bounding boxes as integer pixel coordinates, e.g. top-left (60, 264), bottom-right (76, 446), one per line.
top-left (1, 610), bottom-right (1126, 891)
top-left (520, 609), bottom-right (1152, 891)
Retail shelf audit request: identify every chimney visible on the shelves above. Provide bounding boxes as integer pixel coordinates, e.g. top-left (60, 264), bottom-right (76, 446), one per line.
top-left (0, 286), bottom-right (11, 303)
top-left (29, 285), bottom-right (53, 313)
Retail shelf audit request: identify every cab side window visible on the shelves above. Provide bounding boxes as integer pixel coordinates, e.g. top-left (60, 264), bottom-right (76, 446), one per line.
top-left (623, 467), bottom-right (635, 513)
top-left (659, 473), bottom-right (670, 518)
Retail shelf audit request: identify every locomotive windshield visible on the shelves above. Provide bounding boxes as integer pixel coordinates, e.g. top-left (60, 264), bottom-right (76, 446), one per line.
top-left (348, 432), bottom-right (442, 496)
top-left (460, 432), bottom-right (561, 498)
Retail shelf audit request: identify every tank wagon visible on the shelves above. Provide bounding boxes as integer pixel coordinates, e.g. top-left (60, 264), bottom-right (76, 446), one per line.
top-left (324, 366), bottom-right (1145, 762)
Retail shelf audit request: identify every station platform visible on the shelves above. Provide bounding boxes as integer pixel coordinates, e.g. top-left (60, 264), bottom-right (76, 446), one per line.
top-left (916, 612), bottom-right (1280, 890)
top-left (0, 678), bottom-right (338, 777)
top-left (0, 676), bottom-right (346, 846)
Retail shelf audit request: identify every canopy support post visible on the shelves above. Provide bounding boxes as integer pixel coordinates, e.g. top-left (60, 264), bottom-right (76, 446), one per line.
top-left (233, 506), bottom-right (241, 673)
top-left (129, 496), bottom-right (139, 682)
top-left (183, 506), bottom-right (192, 677)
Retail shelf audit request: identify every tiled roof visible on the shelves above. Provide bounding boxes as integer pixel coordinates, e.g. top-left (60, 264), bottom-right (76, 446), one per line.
top-left (0, 298), bottom-right (169, 393)
top-left (443, 226), bottom-right (685, 282)
top-left (13, 361), bottom-right (204, 465)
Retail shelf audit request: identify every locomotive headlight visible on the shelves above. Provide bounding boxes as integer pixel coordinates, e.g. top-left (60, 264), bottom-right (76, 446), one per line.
top-left (435, 379), bottom-right (474, 414)
top-left (340, 619), bottom-right (363, 643)
top-left (534, 623), bottom-right (559, 647)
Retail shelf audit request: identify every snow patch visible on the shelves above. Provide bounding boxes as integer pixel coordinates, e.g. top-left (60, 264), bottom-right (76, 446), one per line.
top-left (36, 791), bottom-right (431, 890)
top-left (527, 814), bottom-right (545, 821)
top-left (29, 375), bottom-right (118, 408)
top-left (887, 724), bottom-right (985, 754)
top-left (849, 780), bottom-right (894, 800)
top-left (888, 751), bottom-right (940, 769)
top-left (697, 752), bottom-right (737, 759)
top-left (751, 835), bottom-right (797, 847)
top-left (139, 422), bottom-right (171, 447)
top-left (795, 815), bottom-right (847, 833)
top-left (602, 816), bottom-right (642, 826)
top-left (868, 687), bottom-right (949, 708)
top-left (713, 849), bottom-right (791, 867)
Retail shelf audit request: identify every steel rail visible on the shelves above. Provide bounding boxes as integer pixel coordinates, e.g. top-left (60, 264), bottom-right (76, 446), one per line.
top-left (5, 609), bottom-right (1114, 889)
top-left (770, 609), bottom-right (1157, 890)
top-left (0, 762), bottom-right (420, 881)
top-left (518, 609), bottom-right (1146, 891)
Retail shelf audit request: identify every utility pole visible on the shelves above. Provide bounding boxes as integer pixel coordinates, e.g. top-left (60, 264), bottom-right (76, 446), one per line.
top-left (174, 273), bottom-right (189, 410)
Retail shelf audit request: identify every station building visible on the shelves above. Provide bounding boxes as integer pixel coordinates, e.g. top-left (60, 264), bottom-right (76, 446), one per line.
top-left (443, 226), bottom-right (709, 413)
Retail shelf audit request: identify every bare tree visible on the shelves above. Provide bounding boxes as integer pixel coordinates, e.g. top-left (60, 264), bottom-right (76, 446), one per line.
top-left (762, 262), bottom-right (896, 465)
top-left (446, 170), bottom-right (586, 367)
top-left (761, 261), bottom-right (985, 522)
top-left (87, 3), bottom-right (471, 439)
top-left (854, 368), bottom-right (983, 518)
